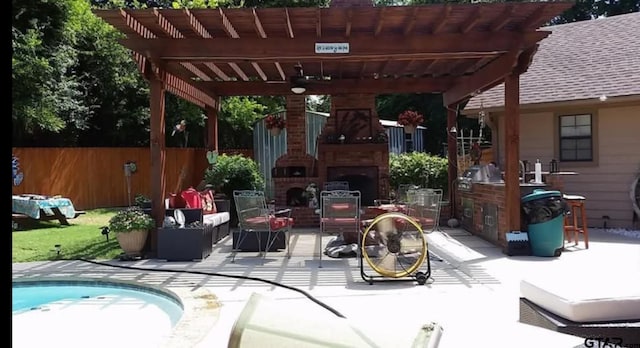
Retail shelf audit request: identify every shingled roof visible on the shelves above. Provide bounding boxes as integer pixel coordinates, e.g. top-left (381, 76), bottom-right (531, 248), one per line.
top-left (464, 12), bottom-right (640, 112)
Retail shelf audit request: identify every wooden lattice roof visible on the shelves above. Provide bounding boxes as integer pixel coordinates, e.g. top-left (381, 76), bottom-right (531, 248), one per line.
top-left (94, 1), bottom-right (574, 108)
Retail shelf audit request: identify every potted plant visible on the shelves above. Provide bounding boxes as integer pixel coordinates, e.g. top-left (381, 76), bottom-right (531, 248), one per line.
top-left (108, 207), bottom-right (155, 257)
top-left (264, 114), bottom-right (286, 136)
top-left (397, 110), bottom-right (424, 134)
top-left (134, 194), bottom-right (152, 209)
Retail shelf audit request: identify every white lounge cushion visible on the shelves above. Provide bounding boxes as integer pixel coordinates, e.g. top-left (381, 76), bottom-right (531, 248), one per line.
top-left (520, 275), bottom-right (640, 323)
top-left (203, 212), bottom-right (230, 226)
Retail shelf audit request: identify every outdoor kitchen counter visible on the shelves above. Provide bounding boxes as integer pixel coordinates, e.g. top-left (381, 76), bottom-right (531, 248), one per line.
top-left (455, 171), bottom-right (577, 248)
top-left (456, 182), bottom-right (548, 248)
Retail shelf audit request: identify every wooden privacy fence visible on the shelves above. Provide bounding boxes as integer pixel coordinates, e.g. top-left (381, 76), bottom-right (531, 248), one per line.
top-left (11, 147), bottom-right (253, 210)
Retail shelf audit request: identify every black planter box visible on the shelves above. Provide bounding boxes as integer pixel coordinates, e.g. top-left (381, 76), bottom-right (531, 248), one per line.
top-left (232, 230), bottom-right (286, 252)
top-left (158, 227), bottom-right (213, 261)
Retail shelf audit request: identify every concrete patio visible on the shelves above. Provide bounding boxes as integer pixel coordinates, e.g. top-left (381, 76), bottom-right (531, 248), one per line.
top-left (12, 227), bottom-right (640, 348)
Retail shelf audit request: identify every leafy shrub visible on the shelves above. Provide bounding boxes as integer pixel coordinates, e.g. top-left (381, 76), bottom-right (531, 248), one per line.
top-left (204, 154), bottom-right (264, 226)
top-left (204, 154), bottom-right (264, 196)
top-left (389, 152), bottom-right (449, 193)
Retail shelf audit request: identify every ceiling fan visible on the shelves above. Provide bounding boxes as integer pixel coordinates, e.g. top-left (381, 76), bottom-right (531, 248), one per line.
top-left (268, 63), bottom-right (331, 94)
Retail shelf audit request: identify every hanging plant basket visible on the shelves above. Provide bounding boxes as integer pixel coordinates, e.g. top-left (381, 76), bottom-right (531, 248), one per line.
top-left (404, 125), bottom-right (416, 134)
top-left (269, 128), bottom-right (282, 136)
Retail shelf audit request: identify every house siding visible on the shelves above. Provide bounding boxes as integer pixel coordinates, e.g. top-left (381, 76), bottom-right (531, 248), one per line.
top-left (493, 103), bottom-right (640, 229)
top-left (561, 105), bottom-right (640, 229)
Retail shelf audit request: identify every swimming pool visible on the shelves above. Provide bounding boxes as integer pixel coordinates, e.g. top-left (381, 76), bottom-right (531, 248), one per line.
top-left (12, 279), bottom-right (184, 348)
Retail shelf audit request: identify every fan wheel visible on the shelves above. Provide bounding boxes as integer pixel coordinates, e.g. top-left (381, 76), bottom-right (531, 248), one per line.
top-left (361, 212), bottom-right (427, 278)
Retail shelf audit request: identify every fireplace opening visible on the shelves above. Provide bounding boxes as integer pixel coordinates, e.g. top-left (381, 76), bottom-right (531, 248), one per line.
top-left (332, 175), bottom-right (377, 206)
top-left (286, 187), bottom-right (308, 207)
top-left (327, 166), bottom-right (378, 206)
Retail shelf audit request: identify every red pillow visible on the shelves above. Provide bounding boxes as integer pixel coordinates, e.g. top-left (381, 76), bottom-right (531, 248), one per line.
top-left (199, 189), bottom-right (217, 214)
top-left (181, 187), bottom-right (202, 209)
top-left (168, 193), bottom-right (187, 208)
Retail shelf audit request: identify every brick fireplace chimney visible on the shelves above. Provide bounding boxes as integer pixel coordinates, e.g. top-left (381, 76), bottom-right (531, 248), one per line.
top-left (272, 95), bottom-right (319, 224)
top-left (285, 95), bottom-right (306, 156)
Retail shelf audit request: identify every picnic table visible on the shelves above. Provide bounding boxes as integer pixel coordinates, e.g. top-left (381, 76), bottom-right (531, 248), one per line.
top-left (12, 194), bottom-right (83, 226)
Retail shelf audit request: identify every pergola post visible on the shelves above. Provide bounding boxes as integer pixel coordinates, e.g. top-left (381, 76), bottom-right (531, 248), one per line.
top-left (149, 75), bottom-right (167, 253)
top-left (504, 73), bottom-right (521, 232)
top-left (206, 102), bottom-right (220, 151)
top-left (447, 106), bottom-right (458, 217)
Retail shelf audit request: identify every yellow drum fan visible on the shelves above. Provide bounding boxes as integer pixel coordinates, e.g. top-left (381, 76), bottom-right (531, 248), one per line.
top-left (360, 212), bottom-right (431, 285)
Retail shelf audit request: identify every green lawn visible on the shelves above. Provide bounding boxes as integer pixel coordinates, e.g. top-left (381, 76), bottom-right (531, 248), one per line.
top-left (12, 208), bottom-right (125, 263)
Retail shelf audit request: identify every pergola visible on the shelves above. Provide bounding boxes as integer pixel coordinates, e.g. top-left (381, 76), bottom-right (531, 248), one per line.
top-left (94, 1), bottom-right (573, 252)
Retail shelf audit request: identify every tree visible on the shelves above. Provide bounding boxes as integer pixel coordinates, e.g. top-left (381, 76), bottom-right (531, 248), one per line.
top-left (12, 0), bottom-right (89, 144)
top-left (307, 95), bottom-right (331, 113)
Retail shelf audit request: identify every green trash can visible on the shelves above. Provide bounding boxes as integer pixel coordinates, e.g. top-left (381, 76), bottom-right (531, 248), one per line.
top-left (521, 189), bottom-right (566, 257)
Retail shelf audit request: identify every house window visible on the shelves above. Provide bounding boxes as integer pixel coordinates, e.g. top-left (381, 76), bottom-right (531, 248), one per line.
top-left (559, 114), bottom-right (593, 161)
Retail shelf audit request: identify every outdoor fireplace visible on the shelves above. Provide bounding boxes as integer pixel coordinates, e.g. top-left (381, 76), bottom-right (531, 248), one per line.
top-left (327, 166), bottom-right (378, 206)
top-left (271, 94), bottom-right (390, 225)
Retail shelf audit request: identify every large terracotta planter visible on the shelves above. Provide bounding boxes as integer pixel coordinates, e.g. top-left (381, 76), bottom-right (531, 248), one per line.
top-left (269, 128), bottom-right (282, 136)
top-left (116, 229), bottom-right (149, 256)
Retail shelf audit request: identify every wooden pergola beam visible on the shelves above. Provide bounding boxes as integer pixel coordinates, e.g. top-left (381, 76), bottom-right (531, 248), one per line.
top-left (153, 8), bottom-right (184, 38)
top-left (183, 8), bottom-right (211, 38)
top-left (459, 7), bottom-right (481, 33)
top-left (442, 48), bottom-right (523, 106)
top-left (252, 8), bottom-right (267, 38)
top-left (403, 7), bottom-right (420, 36)
top-left (284, 8), bottom-right (294, 38)
top-left (120, 32), bottom-right (548, 59)
top-left (274, 62), bottom-right (286, 81)
top-left (345, 8), bottom-right (353, 37)
top-left (206, 76), bottom-right (454, 95)
top-left (431, 5), bottom-right (452, 34)
top-left (316, 8), bottom-right (322, 38)
top-left (490, 5), bottom-right (514, 32)
top-left (204, 62), bottom-right (230, 81)
top-left (219, 8), bottom-right (240, 38)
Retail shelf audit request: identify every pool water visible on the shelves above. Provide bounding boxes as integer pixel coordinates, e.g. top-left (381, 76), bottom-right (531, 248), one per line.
top-left (12, 283), bottom-right (184, 348)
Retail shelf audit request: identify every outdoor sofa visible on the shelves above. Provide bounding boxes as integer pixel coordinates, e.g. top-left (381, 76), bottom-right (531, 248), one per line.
top-left (157, 199), bottom-right (230, 261)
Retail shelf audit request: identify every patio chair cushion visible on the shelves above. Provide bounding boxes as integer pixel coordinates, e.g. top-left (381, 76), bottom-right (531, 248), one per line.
top-left (329, 203), bottom-right (356, 211)
top-left (321, 217), bottom-right (359, 225)
top-left (520, 275), bottom-right (640, 323)
top-left (245, 215), bottom-right (294, 230)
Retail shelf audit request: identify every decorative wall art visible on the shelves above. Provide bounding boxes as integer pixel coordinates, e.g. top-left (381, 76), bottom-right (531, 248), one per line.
top-left (335, 108), bottom-right (373, 143)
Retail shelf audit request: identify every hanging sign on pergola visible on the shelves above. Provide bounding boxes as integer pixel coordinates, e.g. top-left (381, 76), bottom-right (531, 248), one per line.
top-left (315, 43), bottom-right (350, 54)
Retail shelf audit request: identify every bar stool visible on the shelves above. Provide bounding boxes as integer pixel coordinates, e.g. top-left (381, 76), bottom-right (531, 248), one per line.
top-left (562, 194), bottom-right (589, 249)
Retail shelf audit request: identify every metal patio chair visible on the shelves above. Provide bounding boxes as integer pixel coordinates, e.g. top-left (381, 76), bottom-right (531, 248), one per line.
top-left (406, 188), bottom-right (443, 233)
top-left (323, 181), bottom-right (350, 191)
top-left (233, 190), bottom-right (294, 263)
top-left (319, 190), bottom-right (361, 267)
